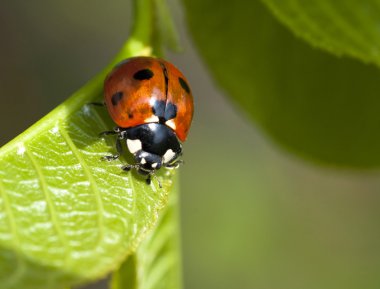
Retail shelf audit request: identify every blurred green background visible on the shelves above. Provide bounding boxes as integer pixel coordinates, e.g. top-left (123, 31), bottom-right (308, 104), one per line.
top-left (1, 1), bottom-right (380, 289)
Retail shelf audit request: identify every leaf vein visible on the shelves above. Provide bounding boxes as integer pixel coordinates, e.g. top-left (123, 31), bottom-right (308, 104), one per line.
top-left (318, 0), bottom-right (368, 51)
top-left (0, 167), bottom-right (27, 285)
top-left (59, 123), bottom-right (106, 250)
top-left (25, 147), bottom-right (70, 264)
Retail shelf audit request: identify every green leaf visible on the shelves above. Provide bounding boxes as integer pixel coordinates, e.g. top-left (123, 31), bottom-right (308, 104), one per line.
top-left (0, 0), bottom-right (179, 288)
top-left (110, 179), bottom-right (182, 289)
top-left (183, 0), bottom-right (380, 167)
top-left (261, 0), bottom-right (380, 66)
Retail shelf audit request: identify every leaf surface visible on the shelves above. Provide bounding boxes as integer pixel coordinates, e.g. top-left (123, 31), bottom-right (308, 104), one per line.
top-left (110, 179), bottom-right (182, 289)
top-left (183, 0), bottom-right (380, 167)
top-left (261, 0), bottom-right (380, 66)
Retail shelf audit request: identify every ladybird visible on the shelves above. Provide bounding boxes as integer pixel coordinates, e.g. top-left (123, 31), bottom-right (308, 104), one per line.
top-left (101, 56), bottom-right (194, 187)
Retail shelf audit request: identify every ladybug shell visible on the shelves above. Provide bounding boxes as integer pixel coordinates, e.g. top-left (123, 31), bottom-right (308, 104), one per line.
top-left (104, 57), bottom-right (194, 142)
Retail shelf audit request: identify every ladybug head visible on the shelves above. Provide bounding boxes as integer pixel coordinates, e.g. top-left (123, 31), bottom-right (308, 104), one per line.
top-left (134, 151), bottom-right (163, 174)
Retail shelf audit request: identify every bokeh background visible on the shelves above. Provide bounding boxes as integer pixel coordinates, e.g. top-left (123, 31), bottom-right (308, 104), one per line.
top-left (1, 1), bottom-right (380, 289)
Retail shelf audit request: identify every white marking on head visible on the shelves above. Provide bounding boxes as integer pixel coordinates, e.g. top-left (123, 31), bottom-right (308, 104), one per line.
top-left (127, 139), bottom-right (142, 154)
top-left (141, 158), bottom-right (146, 164)
top-left (151, 163), bottom-right (158, 168)
top-left (165, 119), bottom-right (176, 130)
top-left (163, 149), bottom-right (176, 164)
top-left (144, 115), bottom-right (160, 123)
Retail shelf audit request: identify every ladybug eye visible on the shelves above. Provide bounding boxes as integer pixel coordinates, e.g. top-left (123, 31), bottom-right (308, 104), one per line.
top-left (178, 77), bottom-right (190, 93)
top-left (133, 69), bottom-right (154, 80)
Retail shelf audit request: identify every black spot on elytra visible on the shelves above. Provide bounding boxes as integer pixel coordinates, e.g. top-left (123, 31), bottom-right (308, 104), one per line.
top-left (179, 77), bottom-right (190, 93)
top-left (165, 102), bottom-right (177, 120)
top-left (133, 69), bottom-right (154, 80)
top-left (111, 91), bottom-right (123, 106)
top-left (152, 100), bottom-right (177, 122)
top-left (152, 100), bottom-right (166, 118)
top-left (128, 113), bottom-right (134, 119)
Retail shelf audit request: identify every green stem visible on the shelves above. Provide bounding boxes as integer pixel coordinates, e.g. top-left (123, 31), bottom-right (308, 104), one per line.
top-left (114, 0), bottom-right (155, 62)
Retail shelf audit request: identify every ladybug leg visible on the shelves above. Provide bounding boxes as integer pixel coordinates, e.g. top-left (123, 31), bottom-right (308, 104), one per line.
top-left (99, 127), bottom-right (121, 137)
top-left (115, 137), bottom-right (123, 154)
top-left (102, 155), bottom-right (119, 161)
top-left (121, 164), bottom-right (139, 171)
top-left (88, 101), bottom-right (106, 107)
top-left (101, 135), bottom-right (123, 161)
top-left (122, 165), bottom-right (162, 188)
top-left (100, 127), bottom-right (125, 160)
top-left (148, 172), bottom-right (162, 188)
top-left (99, 130), bottom-right (117, 137)
top-left (165, 159), bottom-right (184, 169)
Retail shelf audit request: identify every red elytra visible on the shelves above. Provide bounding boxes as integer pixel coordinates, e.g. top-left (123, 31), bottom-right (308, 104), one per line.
top-left (104, 57), bottom-right (194, 142)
